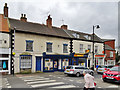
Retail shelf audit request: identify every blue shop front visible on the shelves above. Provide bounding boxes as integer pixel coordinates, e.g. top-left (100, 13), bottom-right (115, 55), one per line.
top-left (70, 53), bottom-right (89, 67)
top-left (42, 52), bottom-right (89, 72)
top-left (43, 52), bottom-right (72, 72)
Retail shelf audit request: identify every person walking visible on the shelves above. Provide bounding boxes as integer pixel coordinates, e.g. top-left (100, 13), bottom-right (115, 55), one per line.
top-left (83, 71), bottom-right (95, 90)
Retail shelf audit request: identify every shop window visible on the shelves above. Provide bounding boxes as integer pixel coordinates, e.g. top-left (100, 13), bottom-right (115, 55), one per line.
top-left (62, 59), bottom-right (69, 69)
top-left (26, 40), bottom-right (33, 51)
top-left (63, 44), bottom-right (68, 53)
top-left (45, 59), bottom-right (53, 70)
top-left (20, 55), bottom-right (32, 69)
top-left (46, 42), bottom-right (52, 52)
top-left (0, 60), bottom-right (8, 70)
top-left (80, 44), bottom-right (83, 53)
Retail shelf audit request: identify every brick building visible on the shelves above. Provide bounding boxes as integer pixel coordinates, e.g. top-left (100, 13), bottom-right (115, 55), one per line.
top-left (103, 39), bottom-right (116, 65)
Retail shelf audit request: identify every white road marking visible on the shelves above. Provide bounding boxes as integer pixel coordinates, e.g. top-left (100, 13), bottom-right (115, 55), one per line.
top-left (98, 87), bottom-right (102, 88)
top-left (31, 82), bottom-right (64, 88)
top-left (27, 80), bottom-right (56, 84)
top-left (108, 85), bottom-right (118, 88)
top-left (20, 77), bottom-right (44, 79)
top-left (69, 80), bottom-right (73, 81)
top-left (24, 78), bottom-right (50, 82)
top-left (49, 75), bottom-right (52, 76)
top-left (50, 85), bottom-right (76, 88)
top-left (7, 86), bottom-right (11, 88)
top-left (57, 77), bottom-right (61, 78)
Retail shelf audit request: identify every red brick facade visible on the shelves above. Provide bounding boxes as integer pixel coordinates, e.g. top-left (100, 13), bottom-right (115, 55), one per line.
top-left (104, 40), bottom-right (116, 65)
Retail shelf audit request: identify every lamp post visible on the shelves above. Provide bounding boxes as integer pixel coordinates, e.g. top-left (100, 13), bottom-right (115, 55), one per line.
top-left (92, 25), bottom-right (100, 71)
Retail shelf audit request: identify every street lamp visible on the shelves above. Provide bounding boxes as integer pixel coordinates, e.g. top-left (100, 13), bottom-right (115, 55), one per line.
top-left (92, 25), bottom-right (100, 71)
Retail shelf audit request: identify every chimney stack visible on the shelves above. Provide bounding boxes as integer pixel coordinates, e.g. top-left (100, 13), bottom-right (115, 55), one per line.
top-left (61, 25), bottom-right (68, 30)
top-left (4, 3), bottom-right (8, 17)
top-left (46, 15), bottom-right (52, 28)
top-left (20, 14), bottom-right (27, 22)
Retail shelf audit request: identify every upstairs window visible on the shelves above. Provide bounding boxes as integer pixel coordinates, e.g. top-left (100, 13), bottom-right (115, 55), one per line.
top-left (26, 40), bottom-right (33, 51)
top-left (88, 45), bottom-right (91, 52)
top-left (95, 46), bottom-right (98, 53)
top-left (80, 44), bottom-right (83, 53)
top-left (46, 42), bottom-right (52, 52)
top-left (63, 44), bottom-right (68, 53)
top-left (110, 51), bottom-right (113, 57)
top-left (84, 35), bottom-right (91, 40)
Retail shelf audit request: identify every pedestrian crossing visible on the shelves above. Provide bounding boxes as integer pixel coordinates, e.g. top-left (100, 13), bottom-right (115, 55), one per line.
top-left (19, 76), bottom-right (77, 89)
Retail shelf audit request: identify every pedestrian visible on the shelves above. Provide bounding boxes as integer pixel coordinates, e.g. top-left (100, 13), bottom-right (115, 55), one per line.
top-left (96, 64), bottom-right (99, 71)
top-left (83, 71), bottom-right (95, 90)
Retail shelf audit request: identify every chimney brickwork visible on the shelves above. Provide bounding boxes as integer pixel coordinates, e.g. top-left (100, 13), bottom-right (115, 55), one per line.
top-left (61, 25), bottom-right (68, 30)
top-left (4, 3), bottom-right (8, 17)
top-left (46, 15), bottom-right (52, 28)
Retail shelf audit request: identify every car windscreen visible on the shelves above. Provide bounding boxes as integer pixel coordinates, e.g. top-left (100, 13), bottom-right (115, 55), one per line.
top-left (110, 66), bottom-right (120, 72)
top-left (101, 66), bottom-right (107, 68)
top-left (66, 66), bottom-right (73, 69)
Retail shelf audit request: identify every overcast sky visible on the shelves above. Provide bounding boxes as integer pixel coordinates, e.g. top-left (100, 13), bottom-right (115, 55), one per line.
top-left (0, 0), bottom-right (118, 47)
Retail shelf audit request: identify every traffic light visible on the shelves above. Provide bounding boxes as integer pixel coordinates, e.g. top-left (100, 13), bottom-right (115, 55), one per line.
top-left (69, 39), bottom-right (73, 53)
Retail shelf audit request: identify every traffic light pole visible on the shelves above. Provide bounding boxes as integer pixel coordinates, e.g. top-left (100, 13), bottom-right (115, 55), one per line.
top-left (10, 28), bottom-right (15, 75)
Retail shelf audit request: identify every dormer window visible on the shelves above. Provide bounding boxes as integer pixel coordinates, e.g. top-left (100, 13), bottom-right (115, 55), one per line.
top-left (72, 33), bottom-right (80, 38)
top-left (84, 35), bottom-right (91, 40)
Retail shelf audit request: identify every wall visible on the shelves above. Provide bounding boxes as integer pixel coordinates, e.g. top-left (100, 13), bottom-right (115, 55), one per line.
top-left (105, 40), bottom-right (115, 49)
top-left (14, 32), bottom-right (70, 73)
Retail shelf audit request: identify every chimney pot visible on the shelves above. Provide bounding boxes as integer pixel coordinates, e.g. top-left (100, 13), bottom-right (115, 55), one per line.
top-left (20, 13), bottom-right (27, 22)
top-left (4, 3), bottom-right (8, 17)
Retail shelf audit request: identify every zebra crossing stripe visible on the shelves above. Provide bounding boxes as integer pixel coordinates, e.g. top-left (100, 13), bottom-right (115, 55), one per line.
top-left (108, 85), bottom-right (118, 88)
top-left (31, 82), bottom-right (64, 88)
top-left (19, 76), bottom-right (44, 79)
top-left (50, 85), bottom-right (76, 88)
top-left (27, 80), bottom-right (56, 84)
top-left (24, 78), bottom-right (50, 82)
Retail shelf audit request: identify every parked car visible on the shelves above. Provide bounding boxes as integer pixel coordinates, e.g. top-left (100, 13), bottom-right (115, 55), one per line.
top-left (97, 65), bottom-right (114, 74)
top-left (102, 66), bottom-right (120, 83)
top-left (64, 65), bottom-right (94, 77)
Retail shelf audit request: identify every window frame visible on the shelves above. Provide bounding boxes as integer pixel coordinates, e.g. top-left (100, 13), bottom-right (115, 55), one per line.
top-left (80, 44), bottom-right (83, 53)
top-left (46, 42), bottom-right (53, 53)
top-left (63, 44), bottom-right (68, 53)
top-left (26, 40), bottom-right (33, 51)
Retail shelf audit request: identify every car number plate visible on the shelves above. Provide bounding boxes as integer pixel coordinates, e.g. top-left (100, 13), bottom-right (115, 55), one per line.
top-left (99, 70), bottom-right (102, 71)
top-left (106, 77), bottom-right (114, 79)
top-left (67, 70), bottom-right (69, 72)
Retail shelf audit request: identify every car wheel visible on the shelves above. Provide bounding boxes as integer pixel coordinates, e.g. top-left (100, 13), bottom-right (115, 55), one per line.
top-left (76, 72), bottom-right (80, 77)
top-left (90, 72), bottom-right (94, 76)
top-left (103, 79), bottom-right (106, 82)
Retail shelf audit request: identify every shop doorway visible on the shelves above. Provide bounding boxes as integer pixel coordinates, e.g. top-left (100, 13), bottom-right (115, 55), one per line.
top-left (54, 59), bottom-right (58, 71)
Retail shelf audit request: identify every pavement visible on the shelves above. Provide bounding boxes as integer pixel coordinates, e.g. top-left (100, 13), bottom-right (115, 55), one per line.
top-left (1, 72), bottom-right (120, 90)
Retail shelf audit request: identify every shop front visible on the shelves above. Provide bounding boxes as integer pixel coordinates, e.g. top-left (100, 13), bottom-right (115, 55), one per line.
top-left (70, 53), bottom-right (89, 67)
top-left (95, 54), bottom-right (105, 67)
top-left (43, 52), bottom-right (72, 72)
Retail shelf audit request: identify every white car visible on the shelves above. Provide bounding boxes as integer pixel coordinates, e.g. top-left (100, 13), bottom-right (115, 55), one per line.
top-left (64, 65), bottom-right (94, 77)
top-left (97, 65), bottom-right (114, 74)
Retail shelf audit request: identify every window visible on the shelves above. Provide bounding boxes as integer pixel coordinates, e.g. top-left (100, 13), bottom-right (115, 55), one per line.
top-left (84, 35), bottom-right (91, 40)
top-left (26, 40), bottom-right (33, 51)
top-left (95, 46), bottom-right (98, 53)
top-left (0, 60), bottom-right (8, 70)
top-left (110, 51), bottom-right (113, 57)
top-left (80, 44), bottom-right (83, 53)
top-left (46, 42), bottom-right (52, 52)
top-left (63, 44), bottom-right (68, 53)
top-left (72, 33), bottom-right (80, 38)
top-left (20, 56), bottom-right (32, 69)
top-left (88, 45), bottom-right (91, 52)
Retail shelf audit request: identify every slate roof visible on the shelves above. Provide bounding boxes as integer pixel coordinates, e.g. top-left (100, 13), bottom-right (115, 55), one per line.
top-left (105, 44), bottom-right (115, 50)
top-left (8, 18), bottom-right (70, 38)
top-left (8, 18), bottom-right (103, 42)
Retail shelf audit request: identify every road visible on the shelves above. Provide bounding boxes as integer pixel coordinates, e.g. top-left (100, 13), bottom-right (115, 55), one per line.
top-left (1, 72), bottom-right (120, 90)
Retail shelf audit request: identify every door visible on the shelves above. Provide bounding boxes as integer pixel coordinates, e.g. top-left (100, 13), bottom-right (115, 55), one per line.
top-left (36, 57), bottom-right (41, 71)
top-left (54, 59), bottom-right (58, 71)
